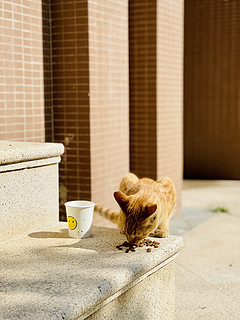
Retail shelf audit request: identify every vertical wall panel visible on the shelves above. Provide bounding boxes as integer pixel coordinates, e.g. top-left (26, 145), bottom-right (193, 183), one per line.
top-left (52, 0), bottom-right (129, 216)
top-left (129, 0), bottom-right (183, 214)
top-left (157, 0), bottom-right (183, 213)
top-left (42, 0), bottom-right (54, 142)
top-left (0, 0), bottom-right (45, 142)
top-left (88, 0), bottom-right (129, 210)
top-left (51, 0), bottom-right (91, 218)
top-left (184, 0), bottom-right (240, 179)
top-left (129, 0), bottom-right (157, 180)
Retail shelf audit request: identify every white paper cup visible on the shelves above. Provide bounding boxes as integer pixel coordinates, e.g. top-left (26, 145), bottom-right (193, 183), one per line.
top-left (64, 200), bottom-right (95, 239)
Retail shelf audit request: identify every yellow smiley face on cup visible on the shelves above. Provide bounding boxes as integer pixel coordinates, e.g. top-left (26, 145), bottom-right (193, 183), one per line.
top-left (67, 216), bottom-right (77, 230)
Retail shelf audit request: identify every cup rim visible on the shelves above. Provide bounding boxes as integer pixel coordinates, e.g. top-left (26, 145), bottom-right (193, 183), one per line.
top-left (64, 200), bottom-right (95, 208)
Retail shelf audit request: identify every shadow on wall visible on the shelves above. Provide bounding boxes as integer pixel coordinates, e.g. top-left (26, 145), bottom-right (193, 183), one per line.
top-left (184, 0), bottom-right (240, 180)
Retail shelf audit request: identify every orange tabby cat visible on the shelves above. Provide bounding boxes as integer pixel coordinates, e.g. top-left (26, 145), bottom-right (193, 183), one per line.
top-left (95, 173), bottom-right (176, 245)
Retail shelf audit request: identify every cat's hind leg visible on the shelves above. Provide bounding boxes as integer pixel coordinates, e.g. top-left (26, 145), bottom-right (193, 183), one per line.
top-left (119, 173), bottom-right (139, 194)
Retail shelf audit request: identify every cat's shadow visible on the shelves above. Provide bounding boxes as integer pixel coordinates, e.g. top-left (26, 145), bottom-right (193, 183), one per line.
top-left (28, 226), bottom-right (125, 254)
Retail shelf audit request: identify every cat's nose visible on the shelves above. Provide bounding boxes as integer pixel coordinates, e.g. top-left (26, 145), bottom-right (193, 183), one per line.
top-left (128, 236), bottom-right (140, 245)
top-left (126, 235), bottom-right (134, 245)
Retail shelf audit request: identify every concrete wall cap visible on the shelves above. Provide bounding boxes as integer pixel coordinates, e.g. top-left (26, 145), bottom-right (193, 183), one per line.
top-left (0, 223), bottom-right (184, 320)
top-left (0, 141), bottom-right (64, 165)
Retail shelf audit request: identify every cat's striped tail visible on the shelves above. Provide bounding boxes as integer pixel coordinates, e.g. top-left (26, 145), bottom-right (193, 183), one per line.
top-left (94, 205), bottom-right (119, 224)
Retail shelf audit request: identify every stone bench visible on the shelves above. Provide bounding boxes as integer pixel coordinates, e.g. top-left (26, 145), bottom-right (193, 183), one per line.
top-left (0, 223), bottom-right (183, 320)
top-left (0, 141), bottom-right (64, 241)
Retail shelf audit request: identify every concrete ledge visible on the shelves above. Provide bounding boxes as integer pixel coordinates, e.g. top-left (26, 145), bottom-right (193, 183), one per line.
top-left (0, 141), bottom-right (64, 241)
top-left (0, 156), bottom-right (61, 173)
top-left (87, 261), bottom-right (176, 320)
top-left (0, 141), bottom-right (64, 166)
top-left (0, 224), bottom-right (183, 320)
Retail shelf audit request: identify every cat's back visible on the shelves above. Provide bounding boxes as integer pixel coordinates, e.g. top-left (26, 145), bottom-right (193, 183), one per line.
top-left (156, 177), bottom-right (176, 203)
top-left (126, 177), bottom-right (159, 196)
top-left (125, 176), bottom-right (175, 199)
top-left (139, 177), bottom-right (175, 192)
top-left (135, 176), bottom-right (175, 199)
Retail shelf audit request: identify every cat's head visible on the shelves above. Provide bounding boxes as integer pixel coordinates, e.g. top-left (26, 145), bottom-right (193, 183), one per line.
top-left (114, 191), bottom-right (158, 245)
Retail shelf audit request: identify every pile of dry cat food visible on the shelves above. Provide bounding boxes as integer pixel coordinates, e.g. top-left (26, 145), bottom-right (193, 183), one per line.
top-left (116, 239), bottom-right (160, 253)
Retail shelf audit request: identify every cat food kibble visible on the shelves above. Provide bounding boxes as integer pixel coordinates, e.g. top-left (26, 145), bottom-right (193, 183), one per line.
top-left (116, 239), bottom-right (159, 253)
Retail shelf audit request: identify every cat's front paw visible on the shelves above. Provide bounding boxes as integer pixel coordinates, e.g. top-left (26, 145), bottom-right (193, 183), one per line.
top-left (152, 228), bottom-right (169, 238)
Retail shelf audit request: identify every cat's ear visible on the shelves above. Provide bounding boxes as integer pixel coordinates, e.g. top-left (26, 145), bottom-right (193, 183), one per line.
top-left (142, 204), bottom-right (157, 220)
top-left (113, 191), bottom-right (129, 211)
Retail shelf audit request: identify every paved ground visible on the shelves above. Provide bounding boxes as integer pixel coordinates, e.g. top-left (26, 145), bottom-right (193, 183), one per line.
top-left (174, 180), bottom-right (240, 320)
top-left (93, 180), bottom-right (240, 319)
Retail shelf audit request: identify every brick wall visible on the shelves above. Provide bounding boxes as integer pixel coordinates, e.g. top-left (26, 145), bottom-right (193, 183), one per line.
top-left (51, 0), bottom-right (129, 216)
top-left (184, 0), bottom-right (240, 179)
top-left (42, 0), bottom-right (54, 142)
top-left (0, 0), bottom-right (183, 216)
top-left (129, 0), bottom-right (183, 214)
top-left (129, 0), bottom-right (157, 180)
top-left (0, 0), bottom-right (46, 142)
top-left (51, 0), bottom-right (91, 217)
top-left (157, 0), bottom-right (183, 213)
top-left (88, 0), bottom-right (129, 210)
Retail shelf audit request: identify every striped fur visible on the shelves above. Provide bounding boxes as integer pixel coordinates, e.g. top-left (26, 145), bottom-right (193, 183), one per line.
top-left (95, 173), bottom-right (176, 245)
top-left (94, 205), bottom-right (119, 224)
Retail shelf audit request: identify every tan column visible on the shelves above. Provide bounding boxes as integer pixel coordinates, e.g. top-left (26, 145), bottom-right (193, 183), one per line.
top-left (0, 0), bottom-right (46, 142)
top-left (88, 0), bottom-right (129, 210)
top-left (156, 0), bottom-right (184, 214)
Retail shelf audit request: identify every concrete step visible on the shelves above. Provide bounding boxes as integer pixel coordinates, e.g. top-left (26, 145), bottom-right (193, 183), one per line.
top-left (0, 223), bottom-right (184, 320)
top-left (0, 141), bottom-right (64, 242)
